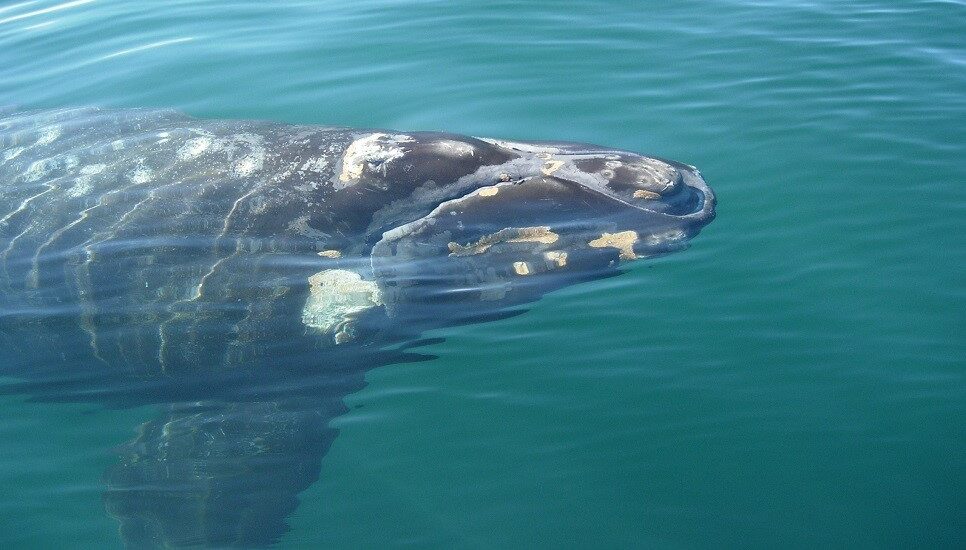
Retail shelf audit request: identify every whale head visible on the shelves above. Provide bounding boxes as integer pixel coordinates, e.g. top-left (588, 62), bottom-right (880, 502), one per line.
top-left (354, 134), bottom-right (717, 327)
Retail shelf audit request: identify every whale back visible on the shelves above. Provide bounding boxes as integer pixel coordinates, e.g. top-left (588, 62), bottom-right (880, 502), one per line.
top-left (0, 108), bottom-right (365, 375)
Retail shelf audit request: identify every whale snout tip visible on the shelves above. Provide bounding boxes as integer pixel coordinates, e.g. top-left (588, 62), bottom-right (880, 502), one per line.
top-left (586, 161), bottom-right (715, 261)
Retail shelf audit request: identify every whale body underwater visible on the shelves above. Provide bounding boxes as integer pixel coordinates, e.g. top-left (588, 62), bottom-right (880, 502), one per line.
top-left (0, 107), bottom-right (715, 547)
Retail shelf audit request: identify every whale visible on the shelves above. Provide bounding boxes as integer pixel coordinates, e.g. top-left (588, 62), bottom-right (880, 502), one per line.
top-left (0, 107), bottom-right (715, 547)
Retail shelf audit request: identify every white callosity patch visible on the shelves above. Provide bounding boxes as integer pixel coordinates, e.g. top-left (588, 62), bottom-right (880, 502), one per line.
top-left (335, 133), bottom-right (412, 188)
top-left (544, 250), bottom-right (568, 268)
top-left (302, 269), bottom-right (383, 344)
top-left (433, 139), bottom-right (475, 157)
top-left (448, 226), bottom-right (560, 256)
top-left (588, 230), bottom-right (639, 260)
top-left (233, 153), bottom-right (263, 177)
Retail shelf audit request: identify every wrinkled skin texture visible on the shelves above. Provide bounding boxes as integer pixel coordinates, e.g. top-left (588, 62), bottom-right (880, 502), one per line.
top-left (0, 108), bottom-right (714, 547)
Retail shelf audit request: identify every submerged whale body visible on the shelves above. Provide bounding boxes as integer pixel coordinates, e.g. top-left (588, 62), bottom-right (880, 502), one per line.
top-left (0, 107), bottom-right (715, 547)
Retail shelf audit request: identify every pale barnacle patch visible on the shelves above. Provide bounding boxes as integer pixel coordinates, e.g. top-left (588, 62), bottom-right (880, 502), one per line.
top-left (66, 164), bottom-right (107, 198)
top-left (588, 230), bottom-right (639, 260)
top-left (318, 250), bottom-right (342, 259)
top-left (302, 269), bottom-right (383, 344)
top-left (448, 226), bottom-right (559, 256)
top-left (335, 133), bottom-right (412, 187)
top-left (477, 186), bottom-right (499, 197)
top-left (176, 136), bottom-right (212, 160)
top-left (35, 126), bottom-right (61, 146)
top-left (512, 261), bottom-right (531, 276)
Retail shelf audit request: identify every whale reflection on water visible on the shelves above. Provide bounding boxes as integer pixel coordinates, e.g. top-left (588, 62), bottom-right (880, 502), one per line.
top-left (0, 108), bottom-right (714, 547)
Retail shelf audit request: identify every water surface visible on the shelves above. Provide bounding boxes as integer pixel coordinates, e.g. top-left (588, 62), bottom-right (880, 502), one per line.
top-left (0, 0), bottom-right (963, 547)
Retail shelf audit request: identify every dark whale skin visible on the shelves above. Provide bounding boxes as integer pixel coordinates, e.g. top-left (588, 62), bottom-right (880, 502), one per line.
top-left (0, 107), bottom-right (715, 548)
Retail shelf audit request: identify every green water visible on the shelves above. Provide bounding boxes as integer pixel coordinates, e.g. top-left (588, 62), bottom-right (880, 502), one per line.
top-left (0, 0), bottom-right (963, 547)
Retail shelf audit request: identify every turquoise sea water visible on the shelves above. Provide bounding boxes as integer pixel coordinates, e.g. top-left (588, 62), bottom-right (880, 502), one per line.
top-left (0, 0), bottom-right (963, 547)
